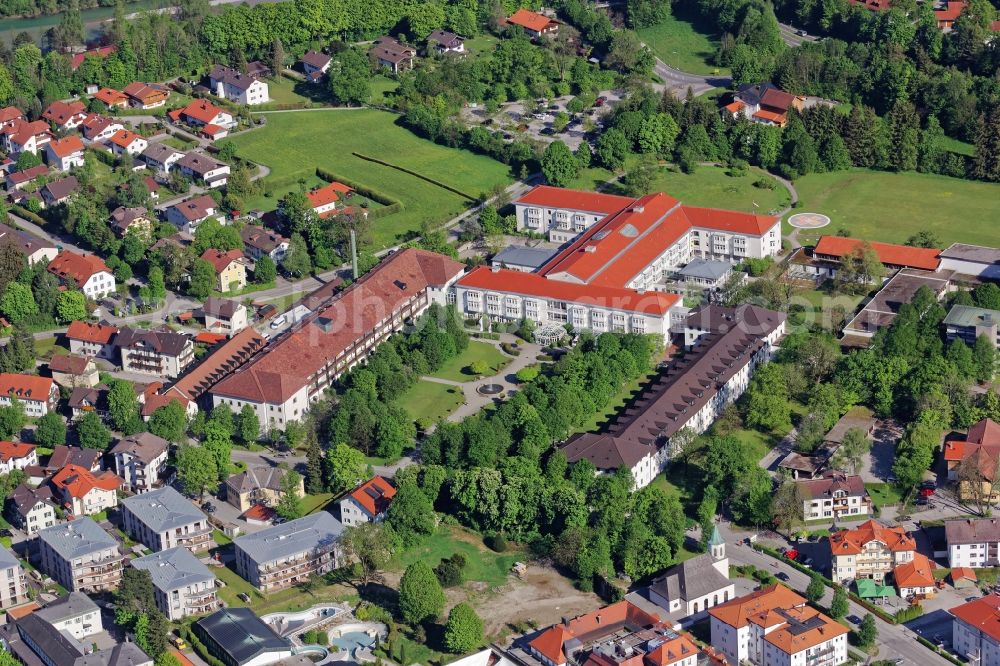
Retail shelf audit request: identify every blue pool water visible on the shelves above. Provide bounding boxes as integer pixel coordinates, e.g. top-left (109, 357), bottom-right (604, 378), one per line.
top-left (330, 631), bottom-right (377, 652)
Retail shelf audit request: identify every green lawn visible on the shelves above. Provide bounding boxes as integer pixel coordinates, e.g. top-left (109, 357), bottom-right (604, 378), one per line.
top-left (231, 109), bottom-right (512, 249)
top-left (637, 14), bottom-right (728, 76)
top-left (261, 75), bottom-right (334, 108)
top-left (573, 371), bottom-right (657, 435)
top-left (787, 169), bottom-right (1000, 247)
top-left (214, 561), bottom-right (263, 608)
top-left (390, 525), bottom-right (521, 587)
top-left (463, 34), bottom-right (500, 60)
top-left (212, 529), bottom-right (231, 546)
top-left (301, 492), bottom-right (334, 515)
top-left (370, 75), bottom-right (398, 105)
top-left (399, 379), bottom-right (464, 425)
top-left (624, 165), bottom-right (790, 214)
top-left (866, 483), bottom-right (903, 509)
top-left (428, 341), bottom-right (510, 382)
top-left (937, 135), bottom-right (975, 157)
top-left (34, 336), bottom-right (68, 359)
top-left (161, 135), bottom-right (198, 151)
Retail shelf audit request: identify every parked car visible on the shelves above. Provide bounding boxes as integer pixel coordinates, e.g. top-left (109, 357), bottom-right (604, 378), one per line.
top-left (776, 572), bottom-right (790, 582)
top-left (847, 615), bottom-right (862, 625)
top-left (803, 557), bottom-right (814, 566)
top-left (540, 127), bottom-right (556, 136)
top-left (797, 29), bottom-right (808, 36)
top-left (595, 96), bottom-right (608, 107)
top-left (269, 314), bottom-right (287, 329)
top-left (201, 501), bottom-right (216, 513)
top-left (785, 548), bottom-right (799, 560)
top-left (237, 593), bottom-right (251, 603)
top-left (920, 480), bottom-right (937, 489)
top-left (916, 497), bottom-right (929, 506)
top-left (919, 487), bottom-right (935, 497)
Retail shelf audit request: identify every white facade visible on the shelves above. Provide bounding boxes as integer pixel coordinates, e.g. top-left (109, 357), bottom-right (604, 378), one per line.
top-left (46, 146), bottom-right (85, 172)
top-left (802, 494), bottom-right (870, 521)
top-left (213, 383), bottom-right (310, 433)
top-left (0, 556), bottom-right (27, 609)
top-left (18, 499), bottom-right (56, 535)
top-left (0, 386), bottom-right (56, 418)
top-left (66, 486), bottom-right (118, 517)
top-left (831, 542), bottom-right (914, 585)
top-left (113, 448), bottom-right (168, 494)
top-left (954, 614), bottom-right (1000, 666)
top-left (213, 78), bottom-right (270, 105)
top-left (82, 271), bottom-right (116, 299)
top-left (761, 634), bottom-right (847, 666)
top-left (0, 448), bottom-right (37, 475)
top-left (112, 136), bottom-right (148, 156)
top-left (516, 201), bottom-right (615, 244)
top-left (950, 540), bottom-right (1000, 569)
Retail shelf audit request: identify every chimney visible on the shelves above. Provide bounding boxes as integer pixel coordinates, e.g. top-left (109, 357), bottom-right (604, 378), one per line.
top-left (584, 246), bottom-right (597, 253)
top-left (491, 265), bottom-right (500, 273)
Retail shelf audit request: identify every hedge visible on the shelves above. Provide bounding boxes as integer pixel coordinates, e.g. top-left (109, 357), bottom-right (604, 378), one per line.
top-left (11, 205), bottom-right (47, 227)
top-left (313, 167), bottom-right (403, 221)
top-left (895, 604), bottom-right (924, 623)
top-left (917, 637), bottom-right (963, 665)
top-left (350, 152), bottom-right (479, 201)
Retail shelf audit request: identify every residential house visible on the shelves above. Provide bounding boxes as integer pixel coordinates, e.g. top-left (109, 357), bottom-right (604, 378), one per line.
top-left (45, 135), bottom-right (86, 171)
top-left (2, 613), bottom-right (149, 666)
top-left (246, 60), bottom-right (272, 78)
top-left (69, 45), bottom-right (117, 70)
top-left (202, 297), bottom-right (249, 336)
top-left (2, 119), bottom-right (52, 155)
top-left (141, 142), bottom-right (184, 174)
top-left (232, 512), bottom-right (343, 591)
top-left (946, 518), bottom-right (1000, 568)
top-left (66, 320), bottom-right (119, 360)
top-left (166, 195), bottom-right (221, 233)
top-left (708, 584), bottom-right (847, 666)
top-left (208, 65), bottom-right (270, 105)
top-left (121, 487), bottom-right (213, 553)
top-left (0, 545), bottom-right (28, 609)
top-left (123, 82), bottom-right (170, 109)
top-left (0, 373), bottom-right (58, 417)
top-left (110, 432), bottom-right (170, 494)
top-left (48, 354), bottom-right (99, 389)
top-left (0, 107), bottom-right (24, 130)
top-left (649, 526), bottom-right (735, 620)
top-left (176, 151), bottom-right (230, 188)
top-left (225, 465), bottom-right (302, 513)
top-left (171, 99), bottom-right (235, 129)
top-left (109, 205), bottom-right (153, 239)
top-left (241, 225), bottom-right (289, 262)
top-left (952, 594), bottom-right (1000, 666)
top-left (37, 517), bottom-right (124, 592)
top-left (724, 82), bottom-right (804, 127)
top-left (41, 100), bottom-right (87, 131)
top-left (132, 547), bottom-right (220, 620)
top-left (369, 37), bottom-right (416, 73)
top-left (0, 222), bottom-right (57, 265)
top-left (92, 87), bottom-right (129, 109)
top-left (561, 306), bottom-right (785, 489)
top-left (427, 30), bottom-right (465, 54)
top-left (299, 50), bottom-right (331, 81)
top-left (80, 113), bottom-right (125, 142)
top-left (828, 519), bottom-right (916, 584)
top-left (7, 484), bottom-right (56, 535)
top-left (936, 1), bottom-right (965, 29)
top-left (195, 608), bottom-right (293, 666)
top-left (338, 476), bottom-right (396, 527)
top-left (944, 418), bottom-right (1000, 502)
top-left (894, 553), bottom-right (936, 598)
top-left (0, 442), bottom-right (36, 477)
top-left (49, 464), bottom-right (122, 516)
top-left (798, 472), bottom-right (873, 522)
top-left (47, 249), bottom-right (115, 299)
top-left (506, 8), bottom-right (560, 37)
top-left (34, 592), bottom-right (102, 639)
top-left (114, 327), bottom-right (195, 378)
top-left (48, 445), bottom-right (103, 473)
top-left (305, 181), bottom-right (353, 218)
top-left (201, 248), bottom-right (247, 292)
top-left (40, 175), bottom-right (80, 208)
top-left (944, 305), bottom-right (1000, 349)
top-left (68, 384), bottom-right (110, 420)
top-left (211, 249), bottom-right (465, 430)
top-left (108, 129), bottom-right (148, 156)
top-left (5, 164), bottom-right (49, 192)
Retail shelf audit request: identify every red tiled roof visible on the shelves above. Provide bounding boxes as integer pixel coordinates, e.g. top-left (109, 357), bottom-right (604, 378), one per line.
top-left (507, 8), bottom-right (559, 31)
top-left (935, 1), bottom-right (966, 21)
top-left (242, 504), bottom-right (275, 521)
top-left (70, 46), bottom-right (116, 70)
top-left (202, 124), bottom-right (225, 137)
top-left (516, 185), bottom-right (633, 215)
top-left (93, 87), bottom-right (128, 106)
top-left (50, 464), bottom-right (121, 498)
top-left (0, 374), bottom-right (54, 403)
top-left (200, 248), bottom-right (244, 273)
top-left (814, 236), bottom-right (940, 271)
top-left (894, 553), bottom-right (935, 589)
top-left (828, 520), bottom-right (916, 556)
top-left (0, 441), bottom-right (35, 463)
top-left (0, 107), bottom-right (23, 124)
top-left (458, 266), bottom-right (680, 315)
top-left (212, 249), bottom-right (465, 404)
top-left (724, 101), bottom-right (745, 113)
top-left (179, 99), bottom-right (228, 125)
top-left (42, 100), bottom-right (86, 125)
top-left (951, 594), bottom-right (1000, 641)
top-left (347, 476), bottom-right (396, 516)
top-left (195, 331), bottom-right (228, 344)
top-left (80, 113), bottom-right (122, 139)
top-left (529, 601), bottom-right (662, 666)
top-left (66, 320), bottom-right (118, 344)
top-left (109, 129), bottom-right (143, 148)
top-left (305, 181), bottom-right (353, 209)
top-left (48, 250), bottom-right (110, 284)
top-left (752, 109), bottom-right (787, 124)
top-left (709, 584), bottom-right (806, 629)
top-left (952, 567), bottom-right (977, 582)
top-left (7, 603), bottom-right (40, 619)
top-left (47, 135), bottom-right (84, 158)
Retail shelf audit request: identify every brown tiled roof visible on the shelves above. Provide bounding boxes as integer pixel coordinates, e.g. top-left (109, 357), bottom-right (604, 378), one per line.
top-left (47, 445), bottom-right (101, 470)
top-left (946, 518), bottom-right (1000, 545)
top-left (41, 176), bottom-right (79, 203)
top-left (240, 225), bottom-right (287, 253)
top-left (798, 472), bottom-right (868, 501)
top-left (48, 354), bottom-right (91, 375)
top-left (202, 297), bottom-right (242, 319)
top-left (200, 248), bottom-right (244, 274)
top-left (114, 327), bottom-right (190, 356)
top-left (227, 465), bottom-right (283, 494)
top-left (212, 249), bottom-right (464, 404)
top-left (299, 50), bottom-right (331, 69)
top-left (109, 432), bottom-right (169, 463)
top-left (10, 483), bottom-right (54, 519)
top-left (170, 195), bottom-right (216, 222)
top-left (42, 100), bottom-right (86, 125)
top-left (109, 206), bottom-right (150, 234)
top-left (167, 326), bottom-right (266, 402)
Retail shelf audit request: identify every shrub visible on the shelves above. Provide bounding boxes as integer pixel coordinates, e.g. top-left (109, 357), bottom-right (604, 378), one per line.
top-left (434, 553), bottom-right (468, 587)
top-left (895, 604), bottom-right (924, 623)
top-left (355, 601), bottom-right (393, 624)
top-left (486, 533), bottom-right (507, 552)
top-left (753, 177), bottom-right (777, 190)
top-left (515, 366), bottom-right (539, 383)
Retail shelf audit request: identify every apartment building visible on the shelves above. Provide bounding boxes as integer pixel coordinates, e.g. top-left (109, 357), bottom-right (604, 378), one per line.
top-left (709, 584), bottom-right (847, 666)
top-left (952, 595), bottom-right (1000, 666)
top-left (0, 373), bottom-right (58, 417)
top-left (211, 249), bottom-right (465, 430)
top-left (0, 545), bottom-right (27, 609)
top-left (38, 517), bottom-right (123, 592)
top-left (944, 305), bottom-right (1000, 349)
top-left (115, 327), bottom-right (195, 378)
top-left (7, 484), bottom-right (56, 535)
top-left (828, 520), bottom-right (916, 584)
top-left (110, 432), bottom-right (170, 493)
top-left (65, 320), bottom-right (119, 360)
top-left (121, 486), bottom-right (213, 553)
top-left (132, 547), bottom-right (220, 620)
top-left (338, 476), bottom-right (396, 527)
top-left (947, 518), bottom-right (1000, 568)
top-left (798, 472), bottom-right (873, 521)
top-left (47, 250), bottom-right (116, 299)
top-left (233, 512), bottom-right (343, 591)
top-left (561, 305), bottom-right (785, 489)
top-left (33, 592), bottom-right (103, 639)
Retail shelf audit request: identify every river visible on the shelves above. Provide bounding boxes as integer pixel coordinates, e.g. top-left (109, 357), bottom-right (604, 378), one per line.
top-left (0, 0), bottom-right (168, 45)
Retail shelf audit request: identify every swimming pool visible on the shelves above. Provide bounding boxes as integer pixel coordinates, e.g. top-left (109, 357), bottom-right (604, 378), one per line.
top-left (330, 631), bottom-right (377, 652)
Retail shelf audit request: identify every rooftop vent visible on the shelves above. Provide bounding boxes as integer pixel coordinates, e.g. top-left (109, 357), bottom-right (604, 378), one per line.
top-left (394, 279), bottom-right (408, 290)
top-left (620, 223), bottom-right (639, 237)
top-left (584, 246), bottom-right (597, 253)
top-left (314, 317), bottom-right (334, 333)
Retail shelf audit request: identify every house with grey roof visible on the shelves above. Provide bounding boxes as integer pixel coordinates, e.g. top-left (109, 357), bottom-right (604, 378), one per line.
top-left (233, 512), bottom-right (343, 591)
top-left (648, 526), bottom-right (734, 620)
top-left (121, 486), bottom-right (212, 553)
top-left (38, 517), bottom-right (123, 592)
top-left (225, 466), bottom-right (302, 513)
top-left (132, 547), bottom-right (220, 620)
top-left (141, 142), bottom-right (184, 173)
top-left (0, 544), bottom-right (27, 608)
top-left (110, 432), bottom-right (170, 493)
top-left (34, 592), bottom-right (102, 639)
top-left (195, 608), bottom-right (292, 666)
top-left (75, 642), bottom-right (153, 666)
top-left (490, 245), bottom-right (558, 273)
top-left (677, 258), bottom-right (733, 289)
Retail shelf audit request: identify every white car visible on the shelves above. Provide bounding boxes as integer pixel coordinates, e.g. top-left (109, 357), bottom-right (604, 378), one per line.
top-left (269, 315), bottom-right (287, 329)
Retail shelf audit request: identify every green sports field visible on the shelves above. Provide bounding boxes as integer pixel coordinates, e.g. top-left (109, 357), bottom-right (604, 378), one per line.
top-left (231, 109), bottom-right (512, 249)
top-left (787, 169), bottom-right (1000, 247)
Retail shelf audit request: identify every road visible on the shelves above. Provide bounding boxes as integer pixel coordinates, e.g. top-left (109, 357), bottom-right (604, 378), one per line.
top-left (720, 522), bottom-right (953, 666)
top-left (778, 22), bottom-right (819, 47)
top-left (650, 56), bottom-right (732, 98)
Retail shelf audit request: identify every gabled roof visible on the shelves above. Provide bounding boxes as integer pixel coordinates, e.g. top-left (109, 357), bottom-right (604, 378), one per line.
top-left (6, 164), bottom-right (49, 185)
top-left (345, 476), bottom-right (396, 516)
top-left (203, 297), bottom-right (243, 319)
top-left (46, 135), bottom-right (85, 158)
top-left (42, 100), bottom-right (86, 125)
top-left (813, 236), bottom-right (940, 271)
top-left (195, 608), bottom-right (291, 664)
top-left (305, 181), bottom-right (352, 209)
top-left (142, 142), bottom-right (184, 163)
top-left (70, 46), bottom-right (116, 70)
top-left (110, 432), bottom-right (169, 464)
top-left (226, 465), bottom-right (284, 494)
top-left (178, 99), bottom-right (229, 124)
top-left (299, 50), bottom-right (331, 69)
top-left (123, 82), bottom-right (167, 102)
top-left (50, 463), bottom-right (121, 498)
top-left (828, 520), bottom-right (915, 556)
top-left (529, 600), bottom-right (661, 665)
top-left (427, 30), bottom-right (464, 48)
top-left (946, 518), bottom-right (1000, 545)
top-left (952, 595), bottom-right (1000, 641)
top-left (0, 222), bottom-right (54, 257)
top-left (893, 552), bottom-right (935, 589)
top-left (9, 483), bottom-right (54, 518)
top-left (114, 327), bottom-right (191, 356)
top-left (515, 185), bottom-right (634, 215)
top-left (209, 65), bottom-right (263, 91)
top-left (177, 151), bottom-right (226, 175)
top-left (0, 373), bottom-right (53, 402)
top-left (0, 107), bottom-right (24, 124)
top-left (48, 353), bottom-right (92, 375)
top-left (241, 225), bottom-right (288, 253)
top-left (708, 584), bottom-right (805, 629)
top-left (169, 194), bottom-right (216, 222)
top-left (650, 553), bottom-right (731, 604)
top-left (48, 445), bottom-right (102, 470)
top-left (41, 176), bottom-right (79, 202)
top-left (762, 605), bottom-right (848, 654)
top-left (0, 441), bottom-right (34, 463)
top-left (93, 87), bottom-right (128, 106)
top-left (48, 250), bottom-right (107, 284)
top-left (798, 472), bottom-right (868, 501)
top-left (109, 129), bottom-right (144, 148)
top-left (201, 248), bottom-right (245, 273)
top-left (507, 8), bottom-right (560, 31)
top-left (66, 320), bottom-right (118, 344)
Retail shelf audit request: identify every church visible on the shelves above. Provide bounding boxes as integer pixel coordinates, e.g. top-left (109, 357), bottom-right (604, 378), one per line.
top-left (648, 526), bottom-right (736, 620)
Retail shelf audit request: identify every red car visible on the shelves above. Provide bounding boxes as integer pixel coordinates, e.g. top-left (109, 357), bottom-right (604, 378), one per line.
top-left (919, 487), bottom-right (935, 497)
top-left (594, 96), bottom-right (607, 107)
top-left (785, 548), bottom-right (799, 561)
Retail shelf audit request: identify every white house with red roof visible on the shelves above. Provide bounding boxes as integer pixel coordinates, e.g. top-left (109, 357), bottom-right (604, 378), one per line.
top-left (165, 195), bottom-right (221, 233)
top-left (45, 135), bottom-right (86, 172)
top-left (0, 107), bottom-right (24, 131)
top-left (3, 119), bottom-right (52, 155)
top-left (0, 441), bottom-right (38, 475)
top-left (80, 113), bottom-right (125, 142)
top-left (92, 87), bottom-right (129, 109)
top-left (108, 129), bottom-right (148, 157)
top-left (0, 373), bottom-right (59, 417)
top-left (66, 321), bottom-right (119, 359)
top-left (42, 100), bottom-right (88, 131)
top-left (953, 595), bottom-right (1000, 665)
top-left (170, 99), bottom-right (235, 130)
top-left (47, 250), bottom-right (116, 299)
top-left (338, 476), bottom-right (396, 527)
top-left (49, 464), bottom-right (122, 516)
top-left (506, 8), bottom-right (560, 37)
top-left (305, 181), bottom-right (354, 218)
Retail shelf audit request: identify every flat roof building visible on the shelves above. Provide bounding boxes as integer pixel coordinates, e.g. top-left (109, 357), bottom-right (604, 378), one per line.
top-left (195, 608), bottom-right (293, 666)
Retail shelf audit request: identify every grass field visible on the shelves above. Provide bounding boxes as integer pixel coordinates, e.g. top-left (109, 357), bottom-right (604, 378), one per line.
top-left (573, 371), bottom-right (658, 435)
top-left (390, 525), bottom-right (521, 587)
top-left (866, 483), bottom-right (903, 509)
top-left (623, 165), bottom-right (790, 214)
top-left (399, 379), bottom-right (464, 424)
top-left (231, 109), bottom-right (512, 249)
top-left (301, 492), bottom-right (334, 514)
top-left (787, 169), bottom-right (1000, 247)
top-left (429, 341), bottom-right (510, 382)
top-left (637, 14), bottom-right (728, 76)
top-left (937, 135), bottom-right (975, 157)
top-left (370, 75), bottom-right (398, 104)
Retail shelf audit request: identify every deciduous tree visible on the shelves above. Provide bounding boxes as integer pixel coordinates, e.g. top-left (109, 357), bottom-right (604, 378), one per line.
top-left (398, 561), bottom-right (445, 624)
top-left (77, 411), bottom-right (112, 449)
top-left (444, 603), bottom-right (484, 653)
